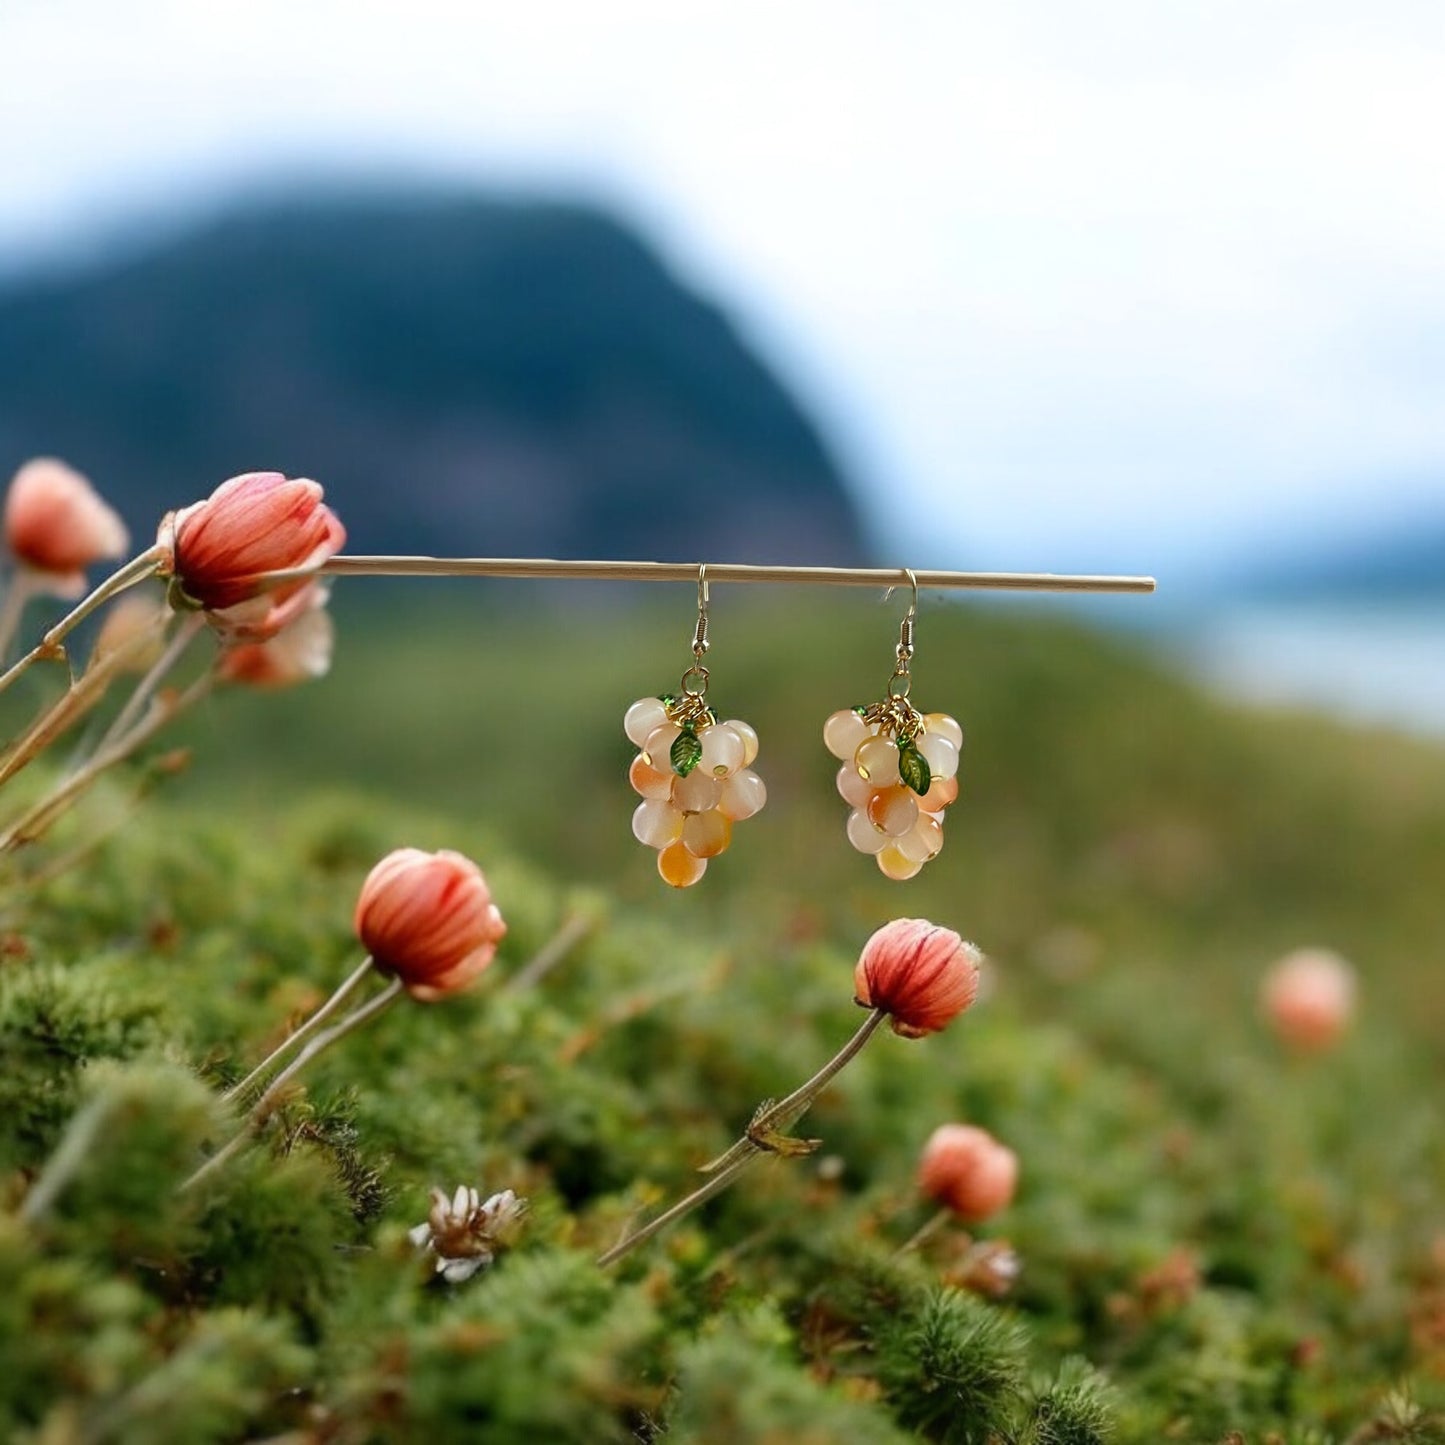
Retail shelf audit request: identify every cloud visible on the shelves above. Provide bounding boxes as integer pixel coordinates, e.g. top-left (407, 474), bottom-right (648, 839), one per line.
top-left (3, 0), bottom-right (1444, 567)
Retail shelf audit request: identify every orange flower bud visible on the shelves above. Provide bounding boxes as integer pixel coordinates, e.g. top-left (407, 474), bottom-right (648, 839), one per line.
top-left (161, 471), bottom-right (345, 638)
top-left (5, 457), bottom-right (129, 596)
top-left (918, 1124), bottom-right (1018, 1221)
top-left (1261, 947), bottom-right (1355, 1051)
top-left (853, 918), bottom-right (980, 1037)
top-left (355, 848), bottom-right (507, 1002)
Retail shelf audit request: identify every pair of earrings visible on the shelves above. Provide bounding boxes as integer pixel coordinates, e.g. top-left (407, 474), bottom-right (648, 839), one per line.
top-left (623, 568), bottom-right (961, 888)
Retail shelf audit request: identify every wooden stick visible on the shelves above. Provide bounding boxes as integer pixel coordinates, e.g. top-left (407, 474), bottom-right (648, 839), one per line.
top-left (261, 555), bottom-right (1155, 595)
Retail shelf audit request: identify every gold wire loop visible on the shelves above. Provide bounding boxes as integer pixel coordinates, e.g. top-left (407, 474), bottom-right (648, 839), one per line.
top-left (680, 663), bottom-right (710, 697)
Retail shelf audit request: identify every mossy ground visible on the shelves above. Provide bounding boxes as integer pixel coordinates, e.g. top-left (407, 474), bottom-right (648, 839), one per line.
top-left (2, 594), bottom-right (1444, 1442)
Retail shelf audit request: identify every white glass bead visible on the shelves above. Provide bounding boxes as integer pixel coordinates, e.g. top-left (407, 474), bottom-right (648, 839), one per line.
top-left (672, 768), bottom-right (721, 814)
top-left (918, 732), bottom-right (960, 781)
top-left (632, 798), bottom-right (683, 849)
top-left (724, 718), bottom-right (759, 767)
top-left (625, 696), bottom-right (671, 747)
top-left (642, 722), bottom-right (682, 770)
top-left (698, 722), bottom-right (745, 778)
top-left (846, 808), bottom-right (888, 854)
top-left (854, 736), bottom-right (900, 786)
top-left (823, 708), bottom-right (870, 761)
top-left (897, 811), bottom-right (944, 862)
top-left (835, 764), bottom-right (873, 809)
top-left (924, 712), bottom-right (964, 749)
top-left (719, 768), bottom-right (767, 821)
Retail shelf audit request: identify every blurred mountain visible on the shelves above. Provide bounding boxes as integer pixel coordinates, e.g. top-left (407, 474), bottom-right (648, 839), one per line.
top-left (0, 191), bottom-right (868, 564)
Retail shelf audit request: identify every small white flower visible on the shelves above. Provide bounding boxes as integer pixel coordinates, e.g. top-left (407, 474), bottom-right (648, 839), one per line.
top-left (409, 1183), bottom-right (527, 1284)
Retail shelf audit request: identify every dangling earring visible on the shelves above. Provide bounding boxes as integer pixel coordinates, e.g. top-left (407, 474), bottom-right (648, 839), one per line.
top-left (824, 569), bottom-right (962, 880)
top-left (623, 565), bottom-right (767, 888)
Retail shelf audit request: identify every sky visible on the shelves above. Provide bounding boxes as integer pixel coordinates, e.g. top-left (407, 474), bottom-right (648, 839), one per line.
top-left (2, 0), bottom-right (1444, 578)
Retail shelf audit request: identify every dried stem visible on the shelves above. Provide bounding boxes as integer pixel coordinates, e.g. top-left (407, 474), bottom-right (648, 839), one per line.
top-left (893, 1206), bottom-right (954, 1258)
top-left (221, 957), bottom-right (375, 1104)
top-left (0, 670), bottom-right (213, 854)
top-left (0, 570), bottom-right (39, 662)
top-left (90, 611), bottom-right (206, 758)
top-left (505, 910), bottom-right (599, 991)
top-left (0, 545), bottom-right (166, 699)
top-left (179, 978), bottom-right (403, 1194)
top-left (597, 1009), bottom-right (886, 1268)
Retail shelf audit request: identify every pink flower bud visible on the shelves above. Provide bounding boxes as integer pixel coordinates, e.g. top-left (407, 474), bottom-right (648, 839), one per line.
top-left (4, 457), bottom-right (129, 596)
top-left (217, 587), bottom-right (334, 689)
top-left (355, 848), bottom-right (507, 1002)
top-left (1261, 947), bottom-right (1356, 1051)
top-left (853, 919), bottom-right (981, 1037)
top-left (918, 1124), bottom-right (1019, 1221)
top-left (161, 471), bottom-right (345, 639)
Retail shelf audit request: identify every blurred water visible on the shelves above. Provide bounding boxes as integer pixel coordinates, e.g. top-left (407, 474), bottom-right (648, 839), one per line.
top-left (1182, 601), bottom-right (1445, 737)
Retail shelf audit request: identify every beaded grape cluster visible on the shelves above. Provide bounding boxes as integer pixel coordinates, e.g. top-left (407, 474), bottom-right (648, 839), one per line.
top-left (825, 699), bottom-right (961, 880)
top-left (624, 692), bottom-right (767, 888)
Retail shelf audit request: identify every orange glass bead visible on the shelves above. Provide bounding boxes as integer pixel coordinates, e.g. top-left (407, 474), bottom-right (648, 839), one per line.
top-left (658, 840), bottom-right (707, 888)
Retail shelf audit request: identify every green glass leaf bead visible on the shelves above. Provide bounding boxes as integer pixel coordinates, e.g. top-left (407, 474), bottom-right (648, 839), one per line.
top-left (671, 727), bottom-right (704, 777)
top-left (898, 741), bottom-right (932, 796)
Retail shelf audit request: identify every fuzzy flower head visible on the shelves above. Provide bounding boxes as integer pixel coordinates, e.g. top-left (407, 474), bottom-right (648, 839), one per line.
top-left (854, 919), bottom-right (981, 1037)
top-left (408, 1185), bottom-right (527, 1284)
top-left (918, 1123), bottom-right (1019, 1222)
top-left (355, 847), bottom-right (507, 1002)
top-left (159, 471), bottom-right (345, 640)
top-left (1261, 947), bottom-right (1356, 1052)
top-left (4, 457), bottom-right (129, 597)
top-left (217, 586), bottom-right (334, 689)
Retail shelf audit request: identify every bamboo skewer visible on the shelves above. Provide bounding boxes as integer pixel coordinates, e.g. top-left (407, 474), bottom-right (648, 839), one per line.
top-left (265, 555), bottom-right (1155, 594)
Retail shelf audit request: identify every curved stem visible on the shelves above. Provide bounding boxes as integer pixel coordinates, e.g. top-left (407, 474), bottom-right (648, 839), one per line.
top-left (597, 1148), bottom-right (761, 1268)
top-left (179, 978), bottom-right (402, 1194)
top-left (893, 1206), bottom-right (954, 1259)
top-left (91, 612), bottom-right (205, 759)
top-left (221, 957), bottom-right (375, 1104)
top-left (0, 570), bottom-right (37, 663)
top-left (0, 545), bottom-right (166, 699)
top-left (599, 1009), bottom-right (888, 1267)
top-left (0, 671), bottom-right (213, 854)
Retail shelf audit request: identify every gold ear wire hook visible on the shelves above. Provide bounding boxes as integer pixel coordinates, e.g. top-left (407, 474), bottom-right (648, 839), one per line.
top-left (886, 567), bottom-right (918, 668)
top-left (692, 563), bottom-right (710, 660)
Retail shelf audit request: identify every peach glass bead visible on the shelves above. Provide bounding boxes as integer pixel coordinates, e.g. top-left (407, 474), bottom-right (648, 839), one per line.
top-left (682, 808), bottom-right (732, 858)
top-left (658, 841), bottom-right (707, 888)
top-left (719, 768), bottom-right (767, 821)
top-left (877, 843), bottom-right (924, 880)
top-left (855, 736), bottom-right (900, 786)
top-left (824, 708), bottom-right (871, 761)
top-left (632, 798), bottom-right (683, 849)
top-left (629, 754), bottom-right (674, 800)
top-left (625, 697), bottom-right (671, 747)
top-left (919, 774), bottom-right (958, 813)
top-left (846, 808), bottom-right (888, 854)
top-left (867, 785), bottom-right (919, 838)
top-left (642, 722), bottom-right (682, 770)
top-left (898, 812), bottom-right (944, 862)
top-left (672, 768), bottom-right (721, 814)
top-left (918, 732), bottom-right (960, 780)
top-left (699, 722), bottom-right (745, 778)
top-left (924, 712), bottom-right (964, 749)
top-left (724, 718), bottom-right (759, 767)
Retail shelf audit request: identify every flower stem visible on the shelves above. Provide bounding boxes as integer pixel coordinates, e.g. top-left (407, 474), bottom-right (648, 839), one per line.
top-left (893, 1206), bottom-right (953, 1258)
top-left (0, 570), bottom-right (38, 663)
top-left (0, 670), bottom-right (213, 854)
top-left (598, 1009), bottom-right (886, 1268)
top-left (179, 977), bottom-right (402, 1194)
top-left (0, 545), bottom-right (165, 699)
top-left (90, 611), bottom-right (205, 758)
top-left (221, 957), bottom-right (375, 1104)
